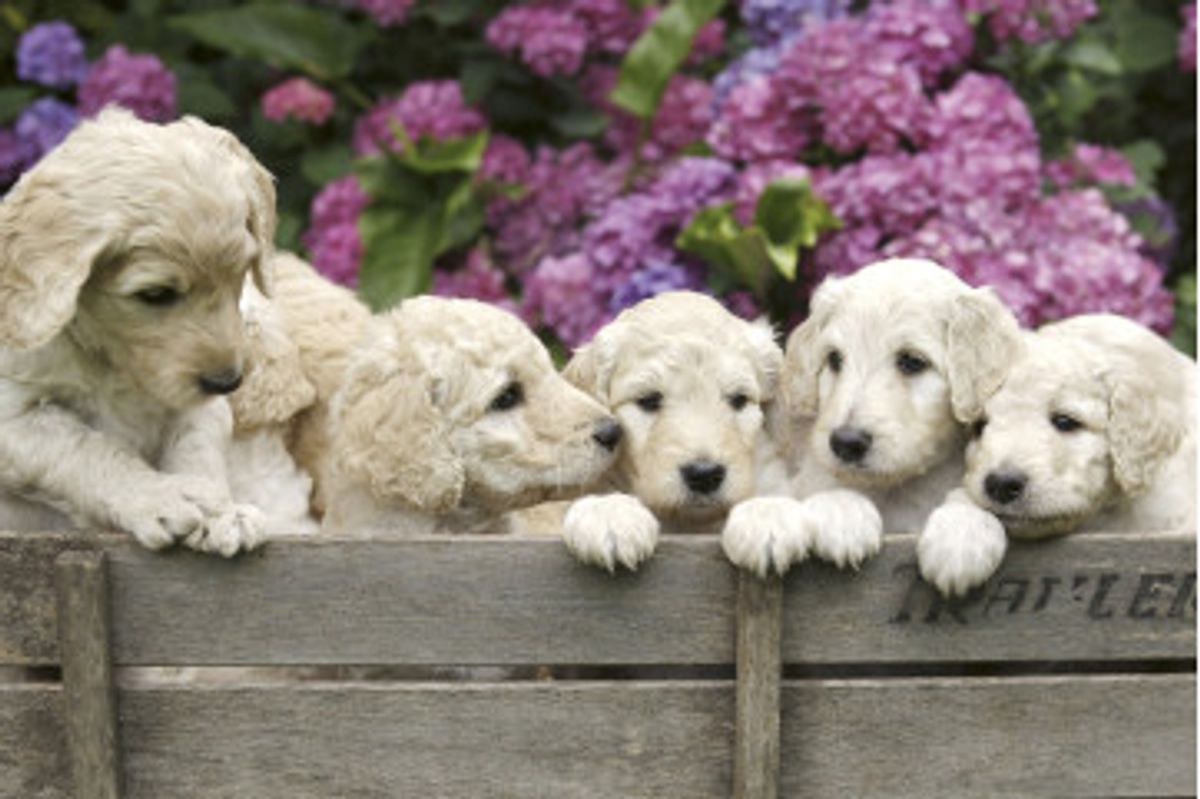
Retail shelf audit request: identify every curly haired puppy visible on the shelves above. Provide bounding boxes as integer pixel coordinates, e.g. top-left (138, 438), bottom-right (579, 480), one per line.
top-left (0, 108), bottom-right (276, 555)
top-left (919, 313), bottom-right (1197, 595)
top-left (770, 258), bottom-right (1022, 575)
top-left (559, 291), bottom-right (801, 573)
top-left (322, 297), bottom-right (622, 536)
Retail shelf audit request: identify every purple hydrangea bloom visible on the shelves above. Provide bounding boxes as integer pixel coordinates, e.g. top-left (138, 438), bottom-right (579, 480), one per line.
top-left (708, 73), bottom-right (812, 162)
top-left (15, 98), bottom-right (78, 158)
top-left (648, 156), bottom-right (738, 217)
top-left (1116, 195), bottom-right (1179, 270)
top-left (261, 77), bottom-right (335, 124)
top-left (487, 5), bottom-right (589, 77)
top-left (354, 0), bottom-right (415, 26)
top-left (962, 0), bottom-right (1097, 44)
top-left (479, 134), bottom-right (530, 185)
top-left (1181, 4), bottom-right (1196, 72)
top-left (307, 176), bottom-right (370, 232)
top-left (308, 222), bottom-right (363, 287)
top-left (78, 46), bottom-right (176, 122)
top-left (352, 81), bottom-right (485, 157)
top-left (16, 21), bottom-right (87, 89)
top-left (711, 41), bottom-right (786, 105)
top-left (1044, 143), bottom-right (1137, 189)
top-left (0, 128), bottom-right (36, 187)
top-left (723, 290), bottom-right (762, 321)
top-left (433, 248), bottom-right (519, 314)
top-left (923, 72), bottom-right (1039, 154)
top-left (582, 193), bottom-right (678, 289)
top-left (521, 253), bottom-right (611, 347)
top-left (610, 262), bottom-right (701, 312)
top-left (868, 0), bottom-right (973, 85)
top-left (740, 0), bottom-right (850, 47)
top-left (570, 0), bottom-right (650, 55)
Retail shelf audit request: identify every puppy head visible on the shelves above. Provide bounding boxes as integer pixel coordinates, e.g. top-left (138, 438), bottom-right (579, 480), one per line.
top-left (964, 315), bottom-right (1191, 535)
top-left (566, 291), bottom-right (782, 523)
top-left (0, 108), bottom-right (276, 410)
top-left (332, 297), bottom-right (620, 515)
top-left (782, 257), bottom-right (1021, 488)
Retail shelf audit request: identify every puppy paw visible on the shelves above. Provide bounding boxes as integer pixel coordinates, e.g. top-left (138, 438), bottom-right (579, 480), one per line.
top-left (183, 503), bottom-right (268, 558)
top-left (917, 503), bottom-right (1007, 597)
top-left (116, 490), bottom-right (206, 551)
top-left (722, 497), bottom-right (813, 578)
top-left (803, 490), bottom-right (883, 569)
top-left (563, 494), bottom-right (660, 572)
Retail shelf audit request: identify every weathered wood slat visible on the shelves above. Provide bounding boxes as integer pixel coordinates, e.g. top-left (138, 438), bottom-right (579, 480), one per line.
top-left (734, 573), bottom-right (781, 799)
top-left (2, 531), bottom-right (1194, 666)
top-left (0, 684), bottom-right (70, 799)
top-left (55, 551), bottom-right (122, 799)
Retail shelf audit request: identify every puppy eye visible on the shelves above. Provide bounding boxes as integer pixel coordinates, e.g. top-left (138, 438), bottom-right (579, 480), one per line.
top-left (728, 392), bottom-right (751, 411)
top-left (636, 391), bottom-right (663, 413)
top-left (1050, 412), bottom-right (1083, 433)
top-left (488, 382), bottom-right (524, 412)
top-left (896, 350), bottom-right (930, 376)
top-left (826, 349), bottom-right (843, 374)
top-left (135, 287), bottom-right (182, 307)
top-left (971, 418), bottom-right (988, 439)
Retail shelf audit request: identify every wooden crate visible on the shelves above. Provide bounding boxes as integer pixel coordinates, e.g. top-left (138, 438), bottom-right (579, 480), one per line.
top-left (0, 529), bottom-right (1194, 798)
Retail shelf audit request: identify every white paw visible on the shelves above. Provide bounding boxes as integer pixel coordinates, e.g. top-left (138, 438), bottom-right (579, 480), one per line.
top-left (803, 490), bottom-right (883, 569)
top-left (722, 496), bottom-right (813, 578)
top-left (563, 494), bottom-right (660, 572)
top-left (918, 502), bottom-right (1007, 597)
top-left (183, 503), bottom-right (268, 558)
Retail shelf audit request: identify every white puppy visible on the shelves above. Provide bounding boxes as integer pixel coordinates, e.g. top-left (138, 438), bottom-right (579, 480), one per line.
top-left (322, 297), bottom-right (622, 536)
top-left (558, 291), bottom-right (802, 573)
top-left (778, 258), bottom-right (1022, 573)
top-left (920, 314), bottom-right (1197, 595)
top-left (0, 108), bottom-right (275, 555)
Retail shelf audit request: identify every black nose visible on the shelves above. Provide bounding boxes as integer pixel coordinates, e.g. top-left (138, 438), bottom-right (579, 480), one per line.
top-left (198, 368), bottom-right (243, 395)
top-left (830, 426), bottom-right (872, 464)
top-left (680, 459), bottom-right (726, 495)
top-left (984, 469), bottom-right (1027, 505)
top-left (592, 418), bottom-right (623, 451)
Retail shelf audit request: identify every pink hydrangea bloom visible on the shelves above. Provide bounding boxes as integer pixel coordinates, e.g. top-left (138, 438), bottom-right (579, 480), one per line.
top-left (352, 80), bottom-right (485, 156)
top-left (308, 222), bottom-right (363, 286)
top-left (433, 248), bottom-right (519, 314)
top-left (923, 72), bottom-right (1039, 153)
top-left (486, 5), bottom-right (588, 77)
top-left (688, 19), bottom-right (727, 63)
top-left (868, 0), bottom-right (973, 85)
top-left (1180, 4), bottom-right (1196, 72)
top-left (308, 176), bottom-right (370, 232)
top-left (962, 0), bottom-right (1097, 44)
top-left (261, 77), bottom-right (335, 124)
top-left (479, 134), bottom-right (530, 185)
top-left (1044, 143), bottom-right (1137, 189)
top-left (354, 0), bottom-right (414, 27)
top-left (521, 253), bottom-right (611, 347)
top-left (571, 0), bottom-right (650, 54)
top-left (707, 73), bottom-right (812, 162)
top-left (78, 45), bottom-right (176, 122)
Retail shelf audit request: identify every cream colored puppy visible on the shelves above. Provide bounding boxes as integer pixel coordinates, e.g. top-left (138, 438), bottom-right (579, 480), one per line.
top-left (323, 297), bottom-right (622, 535)
top-left (920, 314), bottom-right (1197, 595)
top-left (778, 258), bottom-right (1022, 573)
top-left (0, 107), bottom-right (276, 555)
top-left (560, 291), bottom-right (802, 573)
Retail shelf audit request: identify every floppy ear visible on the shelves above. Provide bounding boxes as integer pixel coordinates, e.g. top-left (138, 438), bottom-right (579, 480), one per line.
top-left (563, 323), bottom-right (621, 403)
top-left (741, 318), bottom-right (783, 401)
top-left (333, 330), bottom-right (464, 513)
top-left (1106, 370), bottom-right (1187, 497)
top-left (945, 287), bottom-right (1022, 423)
top-left (0, 160), bottom-right (112, 351)
top-left (781, 277), bottom-right (842, 418)
top-left (174, 116), bottom-right (278, 295)
top-left (228, 281), bottom-right (317, 432)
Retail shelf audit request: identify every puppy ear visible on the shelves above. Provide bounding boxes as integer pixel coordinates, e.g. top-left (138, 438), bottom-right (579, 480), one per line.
top-left (228, 282), bottom-right (317, 432)
top-left (333, 327), bottom-right (464, 513)
top-left (0, 164), bottom-right (111, 350)
top-left (781, 277), bottom-right (842, 417)
top-left (563, 324), bottom-right (620, 403)
top-left (741, 318), bottom-right (783, 401)
top-left (1107, 369), bottom-right (1187, 497)
top-left (945, 287), bottom-right (1022, 423)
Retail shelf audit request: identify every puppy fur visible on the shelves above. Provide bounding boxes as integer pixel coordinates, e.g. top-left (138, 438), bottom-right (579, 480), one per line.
top-left (920, 313), bottom-right (1196, 595)
top-left (779, 258), bottom-right (1022, 571)
top-left (322, 296), bottom-right (621, 536)
top-left (557, 291), bottom-right (800, 572)
top-left (0, 108), bottom-right (276, 555)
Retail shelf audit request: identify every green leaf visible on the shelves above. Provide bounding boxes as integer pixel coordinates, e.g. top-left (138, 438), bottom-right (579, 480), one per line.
top-left (0, 88), bottom-right (36, 125)
top-left (352, 157), bottom-right (430, 207)
top-left (396, 129), bottom-right (489, 174)
top-left (676, 204), bottom-right (776, 295)
top-left (418, 0), bottom-right (490, 26)
top-left (1121, 139), bottom-right (1167, 189)
top-left (174, 67), bottom-right (236, 119)
top-left (168, 5), bottom-right (371, 80)
top-left (549, 106), bottom-right (610, 139)
top-left (1110, 6), bottom-right (1178, 73)
top-left (357, 206), bottom-right (440, 311)
top-left (301, 144), bottom-right (354, 186)
top-left (610, 0), bottom-right (725, 119)
top-left (1062, 39), bottom-right (1122, 76)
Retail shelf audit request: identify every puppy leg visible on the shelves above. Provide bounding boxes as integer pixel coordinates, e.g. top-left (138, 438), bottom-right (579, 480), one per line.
top-left (722, 496), bottom-right (814, 577)
top-left (917, 489), bottom-right (1007, 597)
top-left (562, 493), bottom-right (660, 572)
top-left (803, 489), bottom-right (883, 569)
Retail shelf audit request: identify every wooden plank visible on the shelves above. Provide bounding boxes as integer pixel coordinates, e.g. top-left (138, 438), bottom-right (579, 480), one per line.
top-left (780, 674), bottom-right (1195, 797)
top-left (118, 682), bottom-right (735, 799)
top-left (55, 551), bottom-right (122, 799)
top-left (783, 530), bottom-right (1196, 664)
top-left (734, 573), bottom-right (781, 799)
top-left (0, 684), bottom-right (71, 799)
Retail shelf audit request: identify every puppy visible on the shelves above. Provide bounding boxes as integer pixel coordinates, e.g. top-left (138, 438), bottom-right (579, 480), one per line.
top-left (0, 107), bottom-right (276, 555)
top-left (772, 258), bottom-right (1022, 574)
top-left (322, 297), bottom-right (622, 536)
top-left (919, 313), bottom-right (1197, 595)
top-left (557, 291), bottom-right (802, 573)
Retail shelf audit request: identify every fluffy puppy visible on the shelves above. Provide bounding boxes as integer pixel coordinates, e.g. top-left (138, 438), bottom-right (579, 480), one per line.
top-left (774, 258), bottom-right (1022, 573)
top-left (919, 314), bottom-right (1197, 595)
top-left (322, 297), bottom-right (622, 536)
top-left (0, 107), bottom-right (275, 555)
top-left (559, 291), bottom-right (800, 573)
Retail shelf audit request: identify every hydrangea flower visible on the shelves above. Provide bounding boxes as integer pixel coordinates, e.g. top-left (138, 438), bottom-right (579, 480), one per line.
top-left (707, 73), bottom-right (812, 162)
top-left (261, 77), bottom-right (335, 125)
top-left (353, 80), bottom-right (485, 156)
top-left (16, 21), bottom-right (87, 88)
top-left (0, 128), bottom-right (35, 187)
top-left (570, 0), bottom-right (649, 55)
top-left (354, 0), bottom-right (415, 27)
top-left (479, 134), bottom-right (530, 185)
top-left (15, 98), bottom-right (78, 158)
top-left (962, 0), bottom-right (1097, 44)
top-left (486, 5), bottom-right (589, 77)
top-left (868, 0), bottom-right (973, 85)
top-left (303, 176), bottom-right (370, 285)
top-left (433, 248), bottom-right (518, 314)
top-left (521, 253), bottom-right (610, 347)
top-left (1044, 143), bottom-right (1137, 189)
top-left (610, 262), bottom-right (700, 312)
top-left (600, 73), bottom-right (715, 161)
top-left (740, 0), bottom-right (851, 47)
top-left (78, 45), bottom-right (177, 122)
top-left (1180, 3), bottom-right (1196, 73)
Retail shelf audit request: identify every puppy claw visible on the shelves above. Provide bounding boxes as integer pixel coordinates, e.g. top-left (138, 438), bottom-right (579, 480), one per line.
top-left (803, 490), bottom-right (883, 570)
top-left (563, 494), bottom-right (659, 572)
top-left (917, 502), bottom-right (1007, 597)
top-left (722, 497), bottom-right (813, 578)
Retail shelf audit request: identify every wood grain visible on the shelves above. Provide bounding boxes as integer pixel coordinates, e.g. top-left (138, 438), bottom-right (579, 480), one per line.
top-left (0, 684), bottom-right (70, 799)
top-left (734, 573), bottom-right (781, 799)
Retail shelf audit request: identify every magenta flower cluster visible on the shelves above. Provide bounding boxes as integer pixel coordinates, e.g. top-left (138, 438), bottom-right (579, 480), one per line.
top-left (261, 78), bottom-right (336, 125)
top-left (353, 80), bottom-right (485, 157)
top-left (78, 45), bottom-right (177, 123)
top-left (1181, 4), bottom-right (1197, 73)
